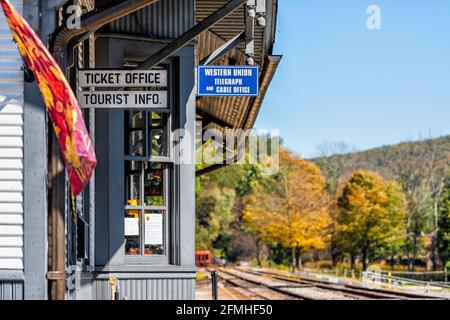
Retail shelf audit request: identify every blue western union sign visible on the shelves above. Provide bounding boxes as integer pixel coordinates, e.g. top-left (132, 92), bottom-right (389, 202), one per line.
top-left (197, 66), bottom-right (259, 97)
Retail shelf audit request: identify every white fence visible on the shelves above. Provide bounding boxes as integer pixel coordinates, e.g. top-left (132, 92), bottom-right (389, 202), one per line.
top-left (362, 271), bottom-right (450, 298)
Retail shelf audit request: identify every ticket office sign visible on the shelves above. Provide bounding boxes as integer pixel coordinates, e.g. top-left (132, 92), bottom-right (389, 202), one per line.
top-left (78, 70), bottom-right (167, 87)
top-left (78, 70), bottom-right (168, 109)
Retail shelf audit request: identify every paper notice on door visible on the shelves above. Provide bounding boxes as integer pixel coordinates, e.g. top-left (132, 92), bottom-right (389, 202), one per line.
top-left (125, 218), bottom-right (139, 236)
top-left (144, 214), bottom-right (163, 245)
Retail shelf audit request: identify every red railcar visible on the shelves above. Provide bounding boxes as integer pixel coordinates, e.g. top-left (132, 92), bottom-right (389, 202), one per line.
top-left (195, 250), bottom-right (212, 267)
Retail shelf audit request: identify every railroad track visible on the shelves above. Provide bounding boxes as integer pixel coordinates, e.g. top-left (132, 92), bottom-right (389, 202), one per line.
top-left (207, 267), bottom-right (298, 300)
top-left (217, 267), bottom-right (363, 300)
top-left (242, 268), bottom-right (445, 300)
top-left (214, 267), bottom-right (442, 300)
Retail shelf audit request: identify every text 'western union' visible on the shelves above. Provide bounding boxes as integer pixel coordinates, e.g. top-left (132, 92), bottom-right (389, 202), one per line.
top-left (204, 68), bottom-right (253, 77)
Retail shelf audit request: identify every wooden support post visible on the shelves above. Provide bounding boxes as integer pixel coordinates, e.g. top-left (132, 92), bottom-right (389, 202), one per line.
top-left (48, 132), bottom-right (66, 300)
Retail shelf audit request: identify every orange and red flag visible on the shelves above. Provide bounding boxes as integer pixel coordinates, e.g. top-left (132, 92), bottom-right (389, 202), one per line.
top-left (1, 0), bottom-right (96, 196)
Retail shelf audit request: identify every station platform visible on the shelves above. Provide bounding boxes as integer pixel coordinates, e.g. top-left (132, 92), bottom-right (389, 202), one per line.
top-left (196, 283), bottom-right (248, 300)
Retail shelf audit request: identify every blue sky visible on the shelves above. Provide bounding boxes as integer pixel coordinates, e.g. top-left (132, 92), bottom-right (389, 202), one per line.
top-left (255, 0), bottom-right (450, 158)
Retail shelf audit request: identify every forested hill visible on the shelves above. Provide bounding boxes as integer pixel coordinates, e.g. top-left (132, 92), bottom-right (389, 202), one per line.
top-left (196, 135), bottom-right (449, 268)
top-left (313, 135), bottom-right (450, 192)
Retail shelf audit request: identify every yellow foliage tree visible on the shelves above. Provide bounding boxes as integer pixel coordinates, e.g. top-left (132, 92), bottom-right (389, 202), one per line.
top-left (336, 170), bottom-right (407, 270)
top-left (243, 149), bottom-right (330, 270)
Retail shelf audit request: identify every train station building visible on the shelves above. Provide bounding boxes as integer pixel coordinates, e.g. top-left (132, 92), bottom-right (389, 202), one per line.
top-left (0, 0), bottom-right (280, 300)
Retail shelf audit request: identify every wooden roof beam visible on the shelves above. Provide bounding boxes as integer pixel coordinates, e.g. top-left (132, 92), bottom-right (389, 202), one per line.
top-left (200, 31), bottom-right (245, 66)
top-left (197, 109), bottom-right (234, 129)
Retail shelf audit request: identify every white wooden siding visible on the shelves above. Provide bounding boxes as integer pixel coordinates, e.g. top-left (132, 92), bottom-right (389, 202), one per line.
top-left (0, 1), bottom-right (24, 270)
top-left (0, 204), bottom-right (23, 214)
top-left (0, 172), bottom-right (23, 182)
top-left (0, 193), bottom-right (23, 202)
top-left (0, 236), bottom-right (22, 247)
top-left (0, 148), bottom-right (23, 158)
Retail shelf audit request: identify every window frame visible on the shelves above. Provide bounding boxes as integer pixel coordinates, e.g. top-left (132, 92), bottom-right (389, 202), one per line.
top-left (124, 162), bottom-right (171, 264)
top-left (123, 62), bottom-right (176, 265)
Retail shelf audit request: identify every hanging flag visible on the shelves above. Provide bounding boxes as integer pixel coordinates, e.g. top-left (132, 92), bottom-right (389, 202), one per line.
top-left (0, 0), bottom-right (96, 196)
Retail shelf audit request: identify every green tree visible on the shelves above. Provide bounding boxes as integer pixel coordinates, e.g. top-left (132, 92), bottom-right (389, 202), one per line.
top-left (437, 178), bottom-right (450, 267)
top-left (195, 187), bottom-right (236, 251)
top-left (336, 170), bottom-right (407, 270)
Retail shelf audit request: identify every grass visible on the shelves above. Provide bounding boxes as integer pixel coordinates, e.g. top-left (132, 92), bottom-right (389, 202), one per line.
top-left (196, 270), bottom-right (207, 282)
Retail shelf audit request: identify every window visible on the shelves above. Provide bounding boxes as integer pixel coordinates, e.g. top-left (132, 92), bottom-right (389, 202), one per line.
top-left (124, 110), bottom-right (172, 259)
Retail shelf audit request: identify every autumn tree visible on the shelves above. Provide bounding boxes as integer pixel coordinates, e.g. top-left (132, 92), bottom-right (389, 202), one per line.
top-left (243, 184), bottom-right (277, 266)
top-left (195, 134), bottom-right (281, 261)
top-left (336, 170), bottom-right (407, 270)
top-left (243, 149), bottom-right (330, 271)
top-left (314, 141), bottom-right (360, 266)
top-left (437, 178), bottom-right (450, 268)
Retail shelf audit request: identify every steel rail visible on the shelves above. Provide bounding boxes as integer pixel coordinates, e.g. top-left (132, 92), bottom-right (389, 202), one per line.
top-left (217, 267), bottom-right (337, 300)
top-left (243, 268), bottom-right (443, 300)
top-left (216, 270), bottom-right (298, 300)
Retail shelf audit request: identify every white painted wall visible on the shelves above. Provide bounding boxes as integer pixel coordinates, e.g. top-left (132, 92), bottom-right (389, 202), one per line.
top-left (0, 0), bottom-right (24, 270)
